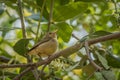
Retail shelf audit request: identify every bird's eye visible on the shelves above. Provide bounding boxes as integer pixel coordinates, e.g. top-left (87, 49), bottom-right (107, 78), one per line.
top-left (49, 32), bottom-right (52, 34)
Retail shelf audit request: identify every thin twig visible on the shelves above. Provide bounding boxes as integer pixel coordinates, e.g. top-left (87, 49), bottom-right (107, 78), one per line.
top-left (6, 10), bottom-right (11, 17)
top-left (25, 55), bottom-right (40, 80)
top-left (13, 67), bottom-right (32, 80)
top-left (35, 0), bottom-right (46, 42)
top-left (32, 68), bottom-right (39, 80)
top-left (47, 0), bottom-right (54, 32)
top-left (84, 41), bottom-right (102, 70)
top-left (39, 64), bottom-right (47, 78)
top-left (13, 63), bottom-right (49, 80)
top-left (113, 0), bottom-right (118, 13)
top-left (17, 0), bottom-right (26, 38)
top-left (88, 32), bottom-right (120, 45)
top-left (72, 33), bottom-right (80, 40)
top-left (0, 56), bottom-right (11, 63)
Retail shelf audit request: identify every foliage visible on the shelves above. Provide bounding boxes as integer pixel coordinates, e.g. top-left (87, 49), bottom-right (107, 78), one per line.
top-left (0, 0), bottom-right (120, 80)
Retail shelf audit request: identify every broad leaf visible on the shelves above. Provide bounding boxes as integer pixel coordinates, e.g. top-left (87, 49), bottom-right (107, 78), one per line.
top-left (90, 30), bottom-right (112, 38)
top-left (94, 72), bottom-right (105, 80)
top-left (82, 63), bottom-right (96, 76)
top-left (106, 50), bottom-right (120, 68)
top-left (13, 38), bottom-right (31, 56)
top-left (56, 22), bottom-right (73, 42)
top-left (96, 52), bottom-right (110, 69)
top-left (101, 70), bottom-right (116, 80)
top-left (53, 2), bottom-right (88, 21)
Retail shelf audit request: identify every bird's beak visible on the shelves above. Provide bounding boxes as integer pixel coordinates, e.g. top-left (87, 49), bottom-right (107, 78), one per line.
top-left (53, 29), bottom-right (58, 33)
top-left (52, 30), bottom-right (58, 38)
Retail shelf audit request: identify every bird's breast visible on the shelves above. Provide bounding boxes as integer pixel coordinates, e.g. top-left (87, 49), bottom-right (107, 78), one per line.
top-left (36, 38), bottom-right (58, 56)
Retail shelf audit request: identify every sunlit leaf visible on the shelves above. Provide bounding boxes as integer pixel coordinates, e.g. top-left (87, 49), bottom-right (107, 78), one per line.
top-left (53, 2), bottom-right (88, 21)
top-left (56, 22), bottom-right (73, 42)
top-left (0, 48), bottom-right (12, 58)
top-left (118, 72), bottom-right (120, 80)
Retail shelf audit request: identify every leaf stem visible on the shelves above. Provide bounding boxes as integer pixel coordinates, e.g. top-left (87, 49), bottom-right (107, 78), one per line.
top-left (35, 0), bottom-right (46, 42)
top-left (85, 41), bottom-right (102, 71)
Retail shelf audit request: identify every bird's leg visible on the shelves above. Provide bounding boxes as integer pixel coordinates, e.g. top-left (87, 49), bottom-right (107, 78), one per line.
top-left (38, 53), bottom-right (43, 61)
top-left (47, 55), bottom-right (51, 58)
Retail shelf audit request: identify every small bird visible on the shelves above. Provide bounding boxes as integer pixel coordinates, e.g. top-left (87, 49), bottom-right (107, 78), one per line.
top-left (28, 31), bottom-right (58, 57)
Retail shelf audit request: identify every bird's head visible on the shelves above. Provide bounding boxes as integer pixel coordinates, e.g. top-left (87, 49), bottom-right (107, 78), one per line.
top-left (46, 30), bottom-right (57, 38)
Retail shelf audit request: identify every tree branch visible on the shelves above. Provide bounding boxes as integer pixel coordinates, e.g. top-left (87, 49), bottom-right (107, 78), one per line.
top-left (0, 32), bottom-right (120, 68)
top-left (88, 32), bottom-right (120, 45)
top-left (85, 41), bottom-right (102, 70)
top-left (0, 56), bottom-right (19, 64)
top-left (47, 0), bottom-right (54, 32)
top-left (17, 0), bottom-right (26, 38)
top-left (35, 0), bottom-right (46, 42)
top-left (0, 32), bottom-right (119, 79)
top-left (0, 56), bottom-right (11, 63)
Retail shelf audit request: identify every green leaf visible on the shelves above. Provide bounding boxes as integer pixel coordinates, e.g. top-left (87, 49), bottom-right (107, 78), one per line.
top-left (24, 0), bottom-right (39, 9)
top-left (82, 63), bottom-right (96, 76)
top-left (36, 0), bottom-right (44, 7)
top-left (56, 22), bottom-right (73, 42)
top-left (101, 70), bottom-right (116, 80)
top-left (66, 62), bottom-right (80, 71)
top-left (36, 0), bottom-right (49, 19)
top-left (53, 2), bottom-right (88, 21)
top-left (79, 55), bottom-right (88, 67)
top-left (59, 0), bottom-right (70, 5)
top-left (5, 77), bottom-right (12, 80)
top-left (0, 48), bottom-right (12, 58)
top-left (75, 0), bottom-right (104, 2)
top-left (0, 70), bottom-right (17, 79)
top-left (13, 38), bottom-right (31, 56)
top-left (106, 50), bottom-right (120, 68)
top-left (96, 52), bottom-right (110, 69)
top-left (90, 30), bottom-right (112, 38)
top-left (0, 3), bottom-right (5, 15)
top-left (20, 67), bottom-right (35, 80)
top-left (118, 72), bottom-right (120, 80)
top-left (94, 72), bottom-right (105, 80)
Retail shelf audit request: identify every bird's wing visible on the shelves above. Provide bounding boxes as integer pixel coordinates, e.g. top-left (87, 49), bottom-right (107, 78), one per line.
top-left (28, 37), bottom-right (52, 52)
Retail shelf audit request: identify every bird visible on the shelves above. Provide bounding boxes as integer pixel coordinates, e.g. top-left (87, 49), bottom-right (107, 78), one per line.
top-left (28, 31), bottom-right (58, 57)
